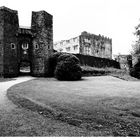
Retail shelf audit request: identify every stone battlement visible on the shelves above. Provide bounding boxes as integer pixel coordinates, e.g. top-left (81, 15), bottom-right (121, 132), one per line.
top-left (0, 6), bottom-right (53, 77)
top-left (81, 31), bottom-right (112, 42)
top-left (54, 31), bottom-right (112, 59)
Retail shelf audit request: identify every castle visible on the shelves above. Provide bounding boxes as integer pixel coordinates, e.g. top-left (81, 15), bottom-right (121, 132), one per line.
top-left (54, 31), bottom-right (112, 59)
top-left (0, 6), bottom-right (114, 78)
top-left (0, 6), bottom-right (53, 77)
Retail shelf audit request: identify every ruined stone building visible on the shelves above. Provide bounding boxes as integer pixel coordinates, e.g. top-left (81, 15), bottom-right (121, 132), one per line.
top-left (54, 31), bottom-right (112, 59)
top-left (0, 6), bottom-right (53, 77)
top-left (114, 54), bottom-right (132, 70)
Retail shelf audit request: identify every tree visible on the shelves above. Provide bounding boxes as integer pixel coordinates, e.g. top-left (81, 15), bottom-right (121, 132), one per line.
top-left (129, 21), bottom-right (140, 78)
top-left (131, 22), bottom-right (140, 55)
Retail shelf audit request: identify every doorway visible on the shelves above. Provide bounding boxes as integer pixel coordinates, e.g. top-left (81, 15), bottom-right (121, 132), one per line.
top-left (19, 61), bottom-right (31, 76)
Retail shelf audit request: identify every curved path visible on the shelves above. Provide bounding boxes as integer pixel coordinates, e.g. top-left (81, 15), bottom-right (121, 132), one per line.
top-left (0, 76), bottom-right (89, 136)
top-left (1, 76), bottom-right (140, 136)
top-left (0, 76), bottom-right (35, 111)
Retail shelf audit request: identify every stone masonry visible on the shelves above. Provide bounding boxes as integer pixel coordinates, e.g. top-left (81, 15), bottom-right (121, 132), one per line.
top-left (0, 6), bottom-right (53, 77)
top-left (54, 31), bottom-right (112, 59)
top-left (114, 55), bottom-right (132, 70)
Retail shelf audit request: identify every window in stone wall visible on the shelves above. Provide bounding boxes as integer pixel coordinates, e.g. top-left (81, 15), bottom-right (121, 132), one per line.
top-left (48, 44), bottom-right (50, 49)
top-left (60, 41), bottom-right (64, 45)
top-left (22, 42), bottom-right (29, 54)
top-left (73, 45), bottom-right (78, 50)
top-left (59, 48), bottom-right (63, 52)
top-left (66, 47), bottom-right (70, 51)
top-left (73, 37), bottom-right (78, 42)
top-left (11, 43), bottom-right (16, 49)
top-left (22, 43), bottom-right (29, 50)
top-left (84, 38), bottom-right (91, 44)
top-left (66, 40), bottom-right (70, 43)
top-left (35, 44), bottom-right (39, 49)
top-left (87, 47), bottom-right (91, 55)
top-left (85, 46), bottom-right (91, 55)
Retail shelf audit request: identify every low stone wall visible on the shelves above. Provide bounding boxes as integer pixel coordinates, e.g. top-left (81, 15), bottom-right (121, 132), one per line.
top-left (74, 54), bottom-right (120, 69)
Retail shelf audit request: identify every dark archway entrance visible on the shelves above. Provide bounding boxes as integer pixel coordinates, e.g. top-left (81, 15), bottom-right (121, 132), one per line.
top-left (19, 61), bottom-right (31, 76)
top-left (0, 7), bottom-right (53, 78)
top-left (18, 39), bottom-right (33, 76)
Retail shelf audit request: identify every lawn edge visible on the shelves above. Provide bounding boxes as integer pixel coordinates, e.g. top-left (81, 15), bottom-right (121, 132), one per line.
top-left (7, 88), bottom-right (83, 127)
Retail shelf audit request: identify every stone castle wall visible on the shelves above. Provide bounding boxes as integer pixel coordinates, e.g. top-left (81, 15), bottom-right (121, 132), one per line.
top-left (31, 11), bottom-right (53, 76)
top-left (0, 6), bottom-right (19, 77)
top-left (54, 31), bottom-right (112, 59)
top-left (114, 55), bottom-right (132, 70)
top-left (54, 37), bottom-right (80, 54)
top-left (0, 6), bottom-right (53, 77)
top-left (79, 31), bottom-right (112, 59)
top-left (75, 54), bottom-right (120, 68)
top-left (0, 8), bottom-right (4, 77)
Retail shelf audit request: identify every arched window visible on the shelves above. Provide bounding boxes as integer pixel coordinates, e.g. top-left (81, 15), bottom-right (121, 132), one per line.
top-left (22, 42), bottom-right (29, 50)
top-left (21, 42), bottom-right (29, 55)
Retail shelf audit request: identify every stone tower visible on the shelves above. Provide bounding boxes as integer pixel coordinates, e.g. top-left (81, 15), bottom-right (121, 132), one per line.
top-left (0, 6), bottom-right (53, 77)
top-left (0, 6), bottom-right (19, 77)
top-left (31, 10), bottom-right (53, 76)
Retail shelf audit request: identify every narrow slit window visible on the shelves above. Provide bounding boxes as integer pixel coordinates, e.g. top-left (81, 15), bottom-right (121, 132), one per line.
top-left (35, 44), bottom-right (39, 49)
top-left (48, 45), bottom-right (50, 49)
top-left (11, 43), bottom-right (16, 49)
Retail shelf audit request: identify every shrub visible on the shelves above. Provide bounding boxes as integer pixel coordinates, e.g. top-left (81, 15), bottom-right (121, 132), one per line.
top-left (129, 61), bottom-right (140, 79)
top-left (130, 67), bottom-right (140, 79)
top-left (81, 66), bottom-right (107, 76)
top-left (45, 52), bottom-right (63, 77)
top-left (55, 54), bottom-right (82, 81)
top-left (57, 53), bottom-right (80, 64)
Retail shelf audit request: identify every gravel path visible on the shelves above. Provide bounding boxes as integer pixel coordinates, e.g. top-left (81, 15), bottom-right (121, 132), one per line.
top-left (0, 76), bottom-right (35, 111)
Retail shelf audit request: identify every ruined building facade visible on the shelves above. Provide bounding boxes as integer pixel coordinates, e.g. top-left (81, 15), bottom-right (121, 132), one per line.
top-left (0, 6), bottom-right (53, 77)
top-left (54, 31), bottom-right (112, 59)
top-left (114, 55), bottom-right (132, 70)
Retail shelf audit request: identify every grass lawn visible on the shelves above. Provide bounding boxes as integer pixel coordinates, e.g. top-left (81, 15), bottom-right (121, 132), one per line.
top-left (81, 66), bottom-right (138, 81)
top-left (0, 107), bottom-right (90, 136)
top-left (7, 76), bottom-right (140, 136)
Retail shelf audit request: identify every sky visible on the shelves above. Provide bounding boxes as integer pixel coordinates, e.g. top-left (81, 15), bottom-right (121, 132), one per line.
top-left (1, 0), bottom-right (140, 55)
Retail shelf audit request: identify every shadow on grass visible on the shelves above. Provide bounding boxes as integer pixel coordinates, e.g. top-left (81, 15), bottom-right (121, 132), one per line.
top-left (7, 91), bottom-right (83, 127)
top-left (6, 76), bottom-right (140, 136)
top-left (7, 89), bottom-right (140, 136)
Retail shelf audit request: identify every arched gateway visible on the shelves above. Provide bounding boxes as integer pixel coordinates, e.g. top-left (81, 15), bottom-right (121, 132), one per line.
top-left (0, 6), bottom-right (53, 77)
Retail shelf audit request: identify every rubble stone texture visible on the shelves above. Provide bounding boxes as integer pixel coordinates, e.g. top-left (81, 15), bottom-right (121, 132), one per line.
top-left (0, 6), bottom-right (53, 77)
top-left (54, 31), bottom-right (112, 59)
top-left (114, 55), bottom-right (132, 70)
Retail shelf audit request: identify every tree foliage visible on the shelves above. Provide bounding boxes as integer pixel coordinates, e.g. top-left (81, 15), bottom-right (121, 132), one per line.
top-left (45, 52), bottom-right (63, 77)
top-left (129, 22), bottom-right (140, 79)
top-left (131, 22), bottom-right (140, 55)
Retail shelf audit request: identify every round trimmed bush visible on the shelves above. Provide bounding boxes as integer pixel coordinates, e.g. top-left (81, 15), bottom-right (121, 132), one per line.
top-left (55, 54), bottom-right (82, 81)
top-left (57, 53), bottom-right (80, 64)
top-left (45, 52), bottom-right (63, 77)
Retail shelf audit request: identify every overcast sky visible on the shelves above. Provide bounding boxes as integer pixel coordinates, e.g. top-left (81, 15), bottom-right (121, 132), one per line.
top-left (1, 0), bottom-right (140, 55)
